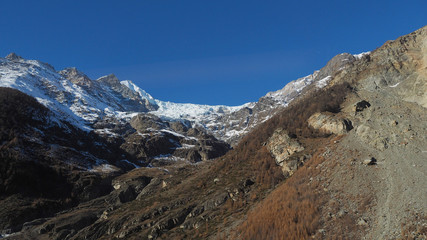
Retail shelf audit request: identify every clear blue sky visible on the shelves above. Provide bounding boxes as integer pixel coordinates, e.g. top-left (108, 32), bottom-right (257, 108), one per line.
top-left (1, 0), bottom-right (426, 105)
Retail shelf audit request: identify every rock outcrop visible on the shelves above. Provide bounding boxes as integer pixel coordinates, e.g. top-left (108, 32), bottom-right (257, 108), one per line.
top-left (267, 128), bottom-right (304, 176)
top-left (59, 67), bottom-right (94, 88)
top-left (122, 113), bottom-right (231, 165)
top-left (314, 53), bottom-right (357, 81)
top-left (97, 74), bottom-right (158, 112)
top-left (308, 112), bottom-right (353, 135)
top-left (5, 52), bottom-right (23, 61)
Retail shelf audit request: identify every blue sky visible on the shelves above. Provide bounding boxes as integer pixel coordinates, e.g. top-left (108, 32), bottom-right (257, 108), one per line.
top-left (1, 0), bottom-right (426, 105)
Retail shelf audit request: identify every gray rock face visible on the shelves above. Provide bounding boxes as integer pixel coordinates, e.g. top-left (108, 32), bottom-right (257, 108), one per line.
top-left (265, 71), bottom-right (318, 103)
top-left (266, 128), bottom-right (304, 176)
top-left (315, 53), bottom-right (356, 81)
top-left (130, 114), bottom-right (167, 131)
top-left (5, 53), bottom-right (23, 61)
top-left (59, 67), bottom-right (93, 88)
top-left (97, 74), bottom-right (158, 112)
top-left (308, 112), bottom-right (353, 135)
top-left (121, 113), bottom-right (230, 164)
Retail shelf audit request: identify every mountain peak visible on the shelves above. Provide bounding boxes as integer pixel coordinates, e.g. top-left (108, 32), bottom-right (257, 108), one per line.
top-left (59, 67), bottom-right (93, 87)
top-left (5, 52), bottom-right (23, 61)
top-left (60, 67), bottom-right (87, 77)
top-left (314, 52), bottom-right (356, 81)
top-left (97, 74), bottom-right (120, 86)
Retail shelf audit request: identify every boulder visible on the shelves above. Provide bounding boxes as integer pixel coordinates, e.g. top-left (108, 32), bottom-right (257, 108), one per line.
top-left (308, 112), bottom-right (353, 135)
top-left (355, 100), bottom-right (371, 112)
top-left (363, 157), bottom-right (377, 165)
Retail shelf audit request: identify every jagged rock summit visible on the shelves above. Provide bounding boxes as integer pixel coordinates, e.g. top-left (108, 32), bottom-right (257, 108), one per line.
top-left (5, 52), bottom-right (23, 61)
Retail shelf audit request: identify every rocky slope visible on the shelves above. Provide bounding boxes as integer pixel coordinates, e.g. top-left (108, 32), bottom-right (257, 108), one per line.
top-left (238, 25), bottom-right (427, 240)
top-left (325, 25), bottom-right (427, 239)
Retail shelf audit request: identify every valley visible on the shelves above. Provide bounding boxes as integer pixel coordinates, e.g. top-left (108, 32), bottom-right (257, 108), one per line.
top-left (0, 26), bottom-right (426, 239)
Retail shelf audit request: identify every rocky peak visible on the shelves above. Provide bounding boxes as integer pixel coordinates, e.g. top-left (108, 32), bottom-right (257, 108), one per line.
top-left (5, 52), bottom-right (23, 61)
top-left (97, 74), bottom-right (121, 87)
top-left (97, 74), bottom-right (139, 99)
top-left (264, 71), bottom-right (318, 104)
top-left (315, 53), bottom-right (356, 81)
top-left (97, 74), bottom-right (159, 112)
top-left (59, 67), bottom-right (93, 87)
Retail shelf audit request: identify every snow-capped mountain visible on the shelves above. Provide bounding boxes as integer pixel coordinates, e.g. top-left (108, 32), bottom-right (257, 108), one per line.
top-left (0, 53), bottom-right (246, 133)
top-left (265, 71), bottom-right (319, 105)
top-left (121, 80), bottom-right (250, 123)
top-left (0, 52), bottom-right (369, 144)
top-left (0, 53), bottom-right (155, 130)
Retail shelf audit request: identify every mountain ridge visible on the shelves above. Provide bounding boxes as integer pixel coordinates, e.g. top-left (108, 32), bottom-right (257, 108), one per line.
top-left (0, 51), bottom-right (369, 145)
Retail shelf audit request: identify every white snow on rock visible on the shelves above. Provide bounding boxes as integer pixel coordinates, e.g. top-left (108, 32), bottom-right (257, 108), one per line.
top-left (121, 80), bottom-right (157, 105)
top-left (152, 100), bottom-right (250, 122)
top-left (389, 82), bottom-right (400, 88)
top-left (353, 51), bottom-right (371, 59)
top-left (316, 76), bottom-right (332, 88)
top-left (265, 71), bottom-right (319, 104)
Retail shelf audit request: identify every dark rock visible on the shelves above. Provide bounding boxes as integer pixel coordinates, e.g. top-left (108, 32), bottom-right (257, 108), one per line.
top-left (187, 128), bottom-right (201, 137)
top-left (186, 150), bottom-right (202, 163)
top-left (355, 100), bottom-right (371, 112)
top-left (130, 114), bottom-right (167, 131)
top-left (118, 185), bottom-right (137, 203)
top-left (243, 179), bottom-right (255, 187)
top-left (203, 193), bottom-right (229, 210)
top-left (41, 210), bottom-right (98, 239)
top-left (22, 218), bottom-right (49, 231)
top-left (169, 121), bottom-right (190, 133)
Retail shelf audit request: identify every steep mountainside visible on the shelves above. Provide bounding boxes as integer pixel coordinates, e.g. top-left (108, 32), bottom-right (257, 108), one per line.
top-left (239, 25), bottom-right (427, 239)
top-left (0, 26), bottom-right (426, 240)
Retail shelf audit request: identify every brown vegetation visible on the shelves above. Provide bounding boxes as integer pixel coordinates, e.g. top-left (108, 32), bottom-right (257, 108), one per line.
top-left (222, 83), bottom-right (353, 239)
top-left (237, 150), bottom-right (327, 240)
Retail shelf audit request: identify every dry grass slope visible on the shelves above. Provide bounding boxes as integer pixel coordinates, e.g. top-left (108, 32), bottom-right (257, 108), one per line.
top-left (237, 150), bottom-right (327, 240)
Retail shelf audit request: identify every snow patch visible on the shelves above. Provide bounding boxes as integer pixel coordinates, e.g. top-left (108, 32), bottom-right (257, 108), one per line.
top-left (121, 80), bottom-right (157, 105)
top-left (316, 76), bottom-right (332, 88)
top-left (265, 71), bottom-right (318, 104)
top-left (353, 51), bottom-right (371, 59)
top-left (389, 82), bottom-right (400, 88)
